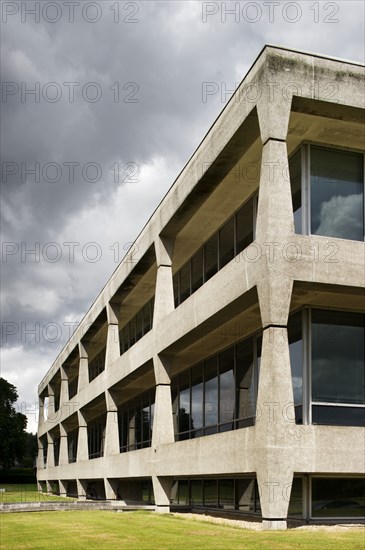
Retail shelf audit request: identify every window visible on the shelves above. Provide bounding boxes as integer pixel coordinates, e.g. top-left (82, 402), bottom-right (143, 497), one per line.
top-left (87, 416), bottom-right (106, 459)
top-left (312, 478), bottom-right (365, 518)
top-left (288, 309), bottom-right (365, 426)
top-left (173, 195), bottom-right (256, 307)
top-left (68, 376), bottom-right (78, 399)
top-left (118, 389), bottom-right (155, 452)
top-left (172, 335), bottom-right (260, 441)
top-left (88, 347), bottom-right (106, 382)
top-left (119, 297), bottom-right (154, 355)
top-left (67, 429), bottom-right (78, 463)
top-left (289, 145), bottom-right (364, 241)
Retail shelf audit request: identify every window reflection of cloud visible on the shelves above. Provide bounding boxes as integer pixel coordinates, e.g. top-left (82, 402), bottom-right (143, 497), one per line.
top-left (314, 193), bottom-right (363, 240)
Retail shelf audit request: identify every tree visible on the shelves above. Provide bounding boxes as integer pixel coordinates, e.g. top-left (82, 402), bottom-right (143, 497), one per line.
top-left (0, 377), bottom-right (28, 470)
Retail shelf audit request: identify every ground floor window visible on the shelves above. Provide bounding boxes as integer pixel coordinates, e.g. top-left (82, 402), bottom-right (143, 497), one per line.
top-left (311, 477), bottom-right (365, 518)
top-left (288, 309), bottom-right (365, 426)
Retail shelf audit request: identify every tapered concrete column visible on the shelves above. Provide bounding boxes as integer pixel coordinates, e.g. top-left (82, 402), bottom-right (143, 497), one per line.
top-left (59, 480), bottom-right (67, 497)
top-left (105, 478), bottom-right (119, 500)
top-left (104, 390), bottom-right (120, 456)
top-left (76, 411), bottom-right (88, 462)
top-left (78, 342), bottom-right (89, 391)
top-left (77, 479), bottom-right (87, 500)
top-left (59, 424), bottom-right (69, 465)
top-left (38, 396), bottom-right (45, 429)
top-left (47, 385), bottom-right (55, 425)
top-left (153, 236), bottom-right (175, 325)
top-left (152, 355), bottom-right (174, 447)
top-left (59, 367), bottom-right (69, 407)
top-left (106, 303), bottom-right (120, 367)
top-left (46, 432), bottom-right (55, 469)
top-left (152, 476), bottom-right (173, 513)
top-left (46, 481), bottom-right (53, 494)
top-left (37, 439), bottom-right (45, 470)
top-left (256, 74), bottom-right (292, 145)
top-left (255, 326), bottom-right (296, 530)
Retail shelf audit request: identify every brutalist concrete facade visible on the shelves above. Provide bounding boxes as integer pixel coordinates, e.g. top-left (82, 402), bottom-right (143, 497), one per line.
top-left (37, 46), bottom-right (365, 529)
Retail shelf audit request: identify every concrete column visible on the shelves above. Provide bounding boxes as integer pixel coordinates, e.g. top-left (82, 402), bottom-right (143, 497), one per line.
top-left (152, 476), bottom-right (173, 513)
top-left (77, 411), bottom-right (89, 462)
top-left (38, 396), bottom-right (45, 429)
top-left (78, 342), bottom-right (89, 391)
top-left (46, 480), bottom-right (53, 494)
top-left (47, 385), bottom-right (55, 425)
top-left (104, 478), bottom-right (118, 500)
top-left (37, 439), bottom-right (45, 470)
top-left (153, 236), bottom-right (175, 325)
top-left (77, 479), bottom-right (87, 500)
top-left (46, 433), bottom-right (55, 469)
top-left (59, 424), bottom-right (69, 465)
top-left (104, 390), bottom-right (120, 456)
top-left (255, 327), bottom-right (296, 530)
top-left (59, 367), bottom-right (69, 407)
top-left (152, 355), bottom-right (174, 447)
top-left (106, 303), bottom-right (120, 367)
top-left (59, 480), bottom-right (67, 498)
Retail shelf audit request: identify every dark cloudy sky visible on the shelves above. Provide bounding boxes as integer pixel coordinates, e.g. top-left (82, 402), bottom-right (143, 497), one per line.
top-left (1, 0), bottom-right (364, 433)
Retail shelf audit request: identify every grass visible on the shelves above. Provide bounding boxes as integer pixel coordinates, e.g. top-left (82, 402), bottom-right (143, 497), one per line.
top-left (0, 510), bottom-right (364, 549)
top-left (0, 484), bottom-right (75, 503)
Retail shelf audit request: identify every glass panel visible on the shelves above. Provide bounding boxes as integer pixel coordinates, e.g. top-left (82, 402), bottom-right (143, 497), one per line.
top-left (312, 311), bottom-right (365, 405)
top-left (204, 357), bottom-right (218, 427)
top-left (312, 405), bottom-right (365, 426)
top-left (204, 234), bottom-right (218, 282)
top-left (129, 319), bottom-right (136, 347)
top-left (288, 478), bottom-right (303, 517)
top-left (236, 339), bottom-right (255, 426)
top-left (179, 262), bottom-right (191, 304)
top-left (289, 149), bottom-right (302, 234)
top-left (312, 478), bottom-right (365, 518)
top-left (236, 478), bottom-right (255, 512)
top-left (191, 248), bottom-right (204, 293)
top-left (219, 479), bottom-right (234, 510)
top-left (136, 309), bottom-right (143, 341)
top-left (143, 302), bottom-right (151, 334)
top-left (310, 147), bottom-right (364, 241)
top-left (178, 480), bottom-right (189, 505)
top-left (190, 480), bottom-right (203, 506)
top-left (203, 479), bottom-right (217, 507)
top-left (173, 273), bottom-right (179, 308)
top-left (288, 311), bottom-right (303, 424)
top-left (178, 372), bottom-right (191, 437)
top-left (219, 348), bottom-right (235, 428)
top-left (122, 325), bottom-right (130, 353)
top-left (236, 199), bottom-right (254, 254)
top-left (219, 218), bottom-right (234, 268)
top-left (142, 397), bottom-right (150, 445)
top-left (191, 364), bottom-right (204, 437)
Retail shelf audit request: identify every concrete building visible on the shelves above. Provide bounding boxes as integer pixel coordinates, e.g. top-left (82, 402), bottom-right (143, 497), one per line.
top-left (37, 46), bottom-right (365, 529)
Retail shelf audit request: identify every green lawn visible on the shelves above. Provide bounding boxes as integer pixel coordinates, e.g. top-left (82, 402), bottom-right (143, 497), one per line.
top-left (0, 511), bottom-right (364, 549)
top-left (0, 484), bottom-right (75, 503)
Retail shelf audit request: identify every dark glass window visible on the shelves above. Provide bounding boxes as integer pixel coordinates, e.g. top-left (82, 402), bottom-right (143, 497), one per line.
top-left (68, 376), bottom-right (78, 399)
top-left (219, 479), bottom-right (234, 509)
top-left (53, 437), bottom-right (60, 466)
top-left (311, 147), bottom-right (364, 241)
top-left (288, 477), bottom-right (303, 517)
top-left (119, 298), bottom-right (154, 355)
top-left (204, 234), bottom-right (218, 282)
top-left (118, 389), bottom-right (155, 453)
top-left (219, 218), bottom-right (235, 268)
top-left (288, 311), bottom-right (303, 424)
top-left (88, 347), bottom-right (106, 382)
top-left (311, 311), bottom-right (364, 405)
top-left (289, 149), bottom-right (302, 234)
top-left (87, 416), bottom-right (106, 459)
top-left (236, 339), bottom-right (255, 427)
top-left (179, 262), bottom-right (191, 304)
top-left (236, 199), bottom-right (254, 254)
top-left (191, 248), bottom-right (204, 293)
top-left (191, 364), bottom-right (204, 437)
top-left (190, 480), bottom-right (203, 506)
top-left (312, 478), bottom-right (365, 518)
top-left (173, 273), bottom-right (179, 307)
top-left (173, 335), bottom-right (258, 440)
top-left (67, 429), bottom-right (78, 463)
top-left (203, 479), bottom-right (217, 507)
